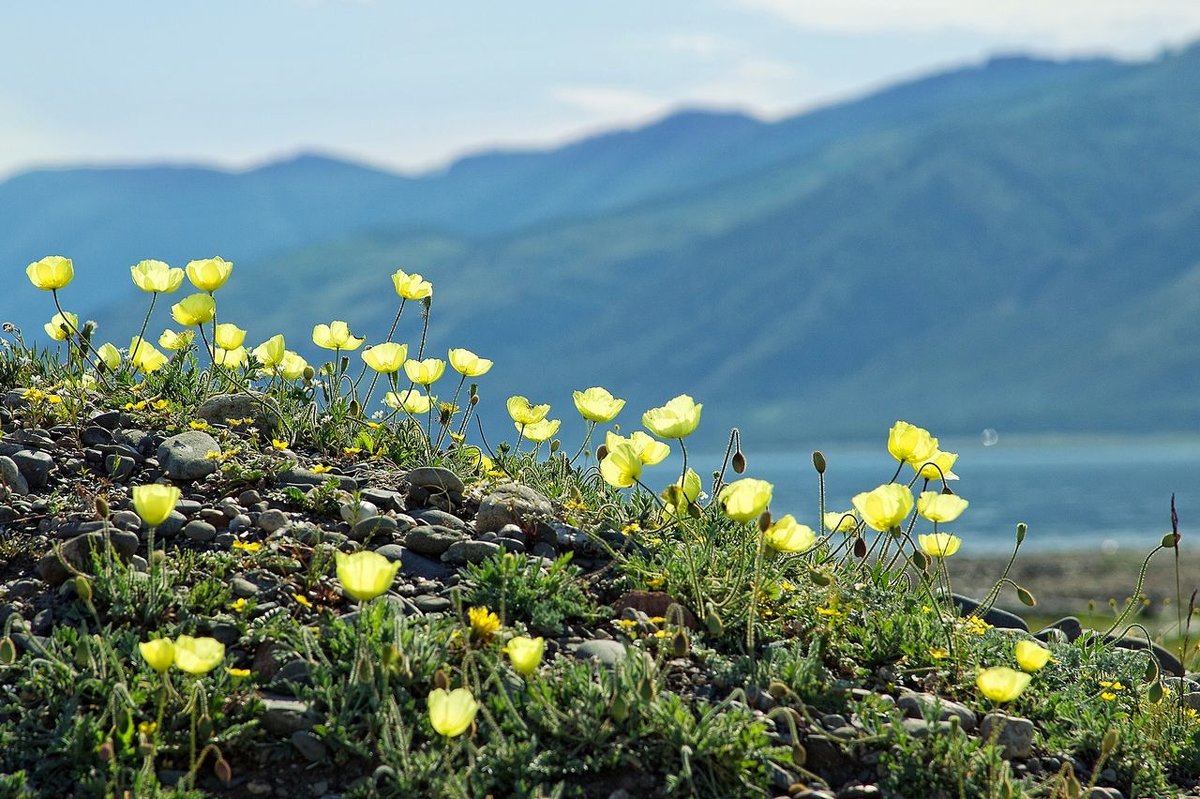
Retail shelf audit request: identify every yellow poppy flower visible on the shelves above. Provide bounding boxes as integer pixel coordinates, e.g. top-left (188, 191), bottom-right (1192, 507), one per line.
top-left (913, 449), bottom-right (959, 481)
top-left (1014, 640), bottom-right (1051, 673)
top-left (384, 389), bottom-right (433, 414)
top-left (312, 320), bottom-right (365, 351)
top-left (504, 636), bottom-right (545, 676)
top-left (129, 337), bottom-right (169, 373)
top-left (718, 478), bottom-right (773, 523)
top-left (253, 335), bottom-right (286, 368)
top-left (605, 431), bottom-right (670, 466)
top-left (138, 638), bottom-right (175, 673)
top-left (518, 417), bottom-right (560, 443)
top-left (44, 312), bottom-right (78, 341)
top-left (917, 492), bottom-right (968, 523)
top-left (132, 484), bottom-right (181, 527)
top-left (507, 395), bottom-right (550, 425)
top-left (277, 351), bottom-right (309, 380)
top-left (976, 666), bottom-right (1031, 702)
top-left (573, 386), bottom-right (625, 423)
top-left (214, 323), bottom-right (246, 351)
top-left (391, 268), bottom-right (433, 300)
top-left (171, 293), bottom-right (216, 326)
top-left (172, 635), bottom-right (226, 675)
top-left (185, 257), bottom-right (233, 292)
top-left (130, 260), bottom-right (184, 293)
top-left (427, 687), bottom-right (478, 737)
top-left (158, 329), bottom-right (193, 351)
top-left (361, 342), bottom-right (408, 373)
top-left (918, 532), bottom-right (962, 558)
top-left (764, 514), bottom-right (816, 553)
top-left (214, 346), bottom-right (248, 368)
top-left (96, 342), bottom-right (121, 371)
top-left (404, 357), bottom-right (446, 386)
top-left (600, 441), bottom-right (643, 488)
top-left (823, 510), bottom-right (858, 533)
top-left (887, 421), bottom-right (938, 465)
top-left (335, 550), bottom-right (400, 601)
top-left (26, 255), bottom-right (74, 290)
top-left (642, 394), bottom-right (702, 439)
top-left (852, 483), bottom-right (914, 532)
top-left (448, 348), bottom-right (493, 377)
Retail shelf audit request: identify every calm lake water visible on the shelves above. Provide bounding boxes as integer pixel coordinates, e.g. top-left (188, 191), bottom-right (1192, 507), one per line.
top-left (679, 439), bottom-right (1200, 555)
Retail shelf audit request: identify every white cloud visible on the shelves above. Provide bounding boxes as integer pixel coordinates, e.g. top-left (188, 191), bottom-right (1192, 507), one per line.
top-left (736, 0), bottom-right (1200, 53)
top-left (661, 32), bottom-right (737, 58)
top-left (549, 85), bottom-right (673, 121)
top-left (682, 57), bottom-right (809, 115)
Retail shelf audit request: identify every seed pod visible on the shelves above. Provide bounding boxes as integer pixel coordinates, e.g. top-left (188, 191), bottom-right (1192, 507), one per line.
top-left (1015, 585), bottom-right (1037, 607)
top-left (811, 450), bottom-right (826, 474)
top-left (732, 450), bottom-right (747, 474)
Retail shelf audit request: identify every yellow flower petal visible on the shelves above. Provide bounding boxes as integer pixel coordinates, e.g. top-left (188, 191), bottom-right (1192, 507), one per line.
top-left (427, 687), bottom-right (478, 737)
top-left (976, 666), bottom-right (1031, 702)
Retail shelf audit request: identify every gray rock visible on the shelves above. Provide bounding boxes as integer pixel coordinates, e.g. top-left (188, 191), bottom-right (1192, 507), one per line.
top-left (412, 508), bottom-right (468, 531)
top-left (349, 514), bottom-right (397, 543)
top-left (979, 712), bottom-right (1035, 759)
top-left (403, 525), bottom-right (465, 557)
top-left (110, 510), bottom-right (143, 531)
top-left (405, 466), bottom-right (465, 495)
top-left (157, 431), bottom-right (220, 480)
top-left (474, 484), bottom-right (553, 534)
top-left (575, 639), bottom-right (631, 666)
top-left (897, 717), bottom-right (957, 738)
top-left (259, 695), bottom-right (318, 736)
top-left (497, 523), bottom-right (527, 542)
top-left (11, 449), bottom-right (53, 490)
top-left (156, 511), bottom-right (187, 538)
top-left (1036, 616), bottom-right (1082, 643)
top-left (276, 467), bottom-right (358, 493)
top-left (176, 499), bottom-right (204, 515)
top-left (412, 595), bottom-right (453, 613)
top-left (275, 659), bottom-right (312, 686)
top-left (375, 544), bottom-right (455, 580)
top-left (290, 730), bottom-right (327, 762)
top-left (183, 520), bottom-right (218, 542)
top-left (256, 509), bottom-right (290, 532)
top-left (0, 456), bottom-right (29, 495)
top-left (36, 530), bottom-right (140, 586)
top-left (950, 594), bottom-right (1029, 632)
top-left (897, 692), bottom-right (977, 731)
top-left (1088, 789), bottom-right (1124, 799)
top-left (195, 392), bottom-right (281, 433)
top-left (496, 537), bottom-right (526, 553)
top-left (442, 540), bottom-right (501, 564)
top-left (361, 487), bottom-right (406, 512)
top-left (228, 514), bottom-right (252, 533)
top-left (340, 499), bottom-right (378, 525)
top-left (230, 577), bottom-right (260, 598)
top-left (88, 409), bottom-right (123, 430)
top-left (105, 453), bottom-right (137, 481)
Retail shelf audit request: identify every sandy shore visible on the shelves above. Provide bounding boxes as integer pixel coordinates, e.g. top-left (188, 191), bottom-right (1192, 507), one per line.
top-left (950, 550), bottom-right (1200, 621)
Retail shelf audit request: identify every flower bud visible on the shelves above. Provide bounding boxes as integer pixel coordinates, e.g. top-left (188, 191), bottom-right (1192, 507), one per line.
top-left (1162, 532), bottom-right (1180, 549)
top-left (1015, 585), bottom-right (1037, 607)
top-left (596, 445), bottom-right (608, 461)
top-left (348, 399), bottom-right (360, 417)
top-left (757, 511), bottom-right (772, 533)
top-left (1147, 679), bottom-right (1164, 703)
top-left (610, 693), bottom-right (629, 723)
top-left (0, 637), bottom-right (16, 665)
top-left (811, 450), bottom-right (826, 474)
top-left (854, 536), bottom-right (867, 559)
top-left (214, 756), bottom-right (233, 784)
top-left (792, 743), bottom-right (807, 766)
top-left (732, 450), bottom-right (746, 474)
top-left (550, 439), bottom-right (560, 454)
top-left (470, 394), bottom-right (479, 406)
top-left (670, 628), bottom-right (689, 658)
top-left (1100, 726), bottom-right (1120, 757)
top-left (98, 739), bottom-right (114, 762)
top-left (94, 497), bottom-right (110, 519)
top-left (704, 605), bottom-right (723, 637)
top-left (808, 567), bottom-right (831, 586)
top-left (1015, 522), bottom-right (1027, 544)
top-left (1145, 657), bottom-right (1160, 682)
top-left (74, 575), bottom-right (93, 604)
top-left (767, 680), bottom-right (790, 700)
top-left (911, 551), bottom-right (929, 571)
top-left (433, 668), bottom-right (450, 691)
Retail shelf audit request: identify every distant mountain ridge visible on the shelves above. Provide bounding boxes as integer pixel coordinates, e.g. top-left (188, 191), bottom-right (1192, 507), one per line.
top-left (4, 47), bottom-right (1199, 449)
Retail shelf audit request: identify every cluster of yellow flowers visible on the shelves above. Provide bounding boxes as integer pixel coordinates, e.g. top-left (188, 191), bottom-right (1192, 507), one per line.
top-left (975, 639), bottom-right (1052, 702)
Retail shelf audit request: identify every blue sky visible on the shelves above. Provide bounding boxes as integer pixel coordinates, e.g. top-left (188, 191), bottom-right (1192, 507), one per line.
top-left (4, 0), bottom-right (1200, 178)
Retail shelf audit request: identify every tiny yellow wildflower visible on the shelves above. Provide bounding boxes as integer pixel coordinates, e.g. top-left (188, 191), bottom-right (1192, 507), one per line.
top-left (189, 420), bottom-right (209, 430)
top-left (226, 667), bottom-right (251, 678)
top-left (311, 464), bottom-right (332, 474)
top-left (271, 439), bottom-right (289, 450)
top-left (229, 598), bottom-right (247, 612)
top-left (468, 606), bottom-right (502, 640)
top-left (292, 594), bottom-right (312, 608)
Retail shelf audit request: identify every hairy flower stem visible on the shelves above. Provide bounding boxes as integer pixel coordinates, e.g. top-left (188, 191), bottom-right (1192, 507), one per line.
top-left (50, 289), bottom-right (113, 390)
top-left (569, 421), bottom-right (597, 466)
top-left (1103, 544), bottom-right (1166, 638)
top-left (363, 298), bottom-right (409, 404)
top-left (125, 292), bottom-right (158, 379)
top-left (434, 374), bottom-right (468, 452)
top-left (746, 536), bottom-right (766, 667)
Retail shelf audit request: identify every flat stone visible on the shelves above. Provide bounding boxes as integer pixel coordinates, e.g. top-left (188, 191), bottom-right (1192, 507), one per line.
top-left (950, 594), bottom-right (1029, 632)
top-left (442, 539), bottom-right (500, 564)
top-left (897, 692), bottom-right (977, 731)
top-left (36, 530), bottom-right (140, 586)
top-left (374, 544), bottom-right (455, 581)
top-left (80, 426), bottom-right (114, 446)
top-left (231, 577), bottom-right (260, 598)
top-left (11, 449), bottom-right (54, 490)
top-left (105, 453), bottom-right (137, 481)
top-left (349, 514), bottom-right (398, 543)
top-left (195, 392), bottom-right (281, 433)
top-left (0, 456), bottom-right (29, 496)
top-left (979, 712), bottom-right (1034, 759)
top-left (405, 466), bottom-right (465, 495)
top-left (256, 509), bottom-right (290, 532)
top-left (259, 694), bottom-right (318, 736)
top-left (412, 595), bottom-right (453, 613)
top-left (412, 508), bottom-right (468, 531)
top-left (183, 520), bottom-right (218, 542)
top-left (88, 410), bottom-right (123, 430)
top-left (361, 487), bottom-right (406, 512)
top-left (1036, 616), bottom-right (1083, 643)
top-left (474, 484), bottom-right (552, 534)
top-left (157, 431), bottom-right (220, 481)
top-left (340, 499), bottom-right (378, 526)
top-left (897, 717), bottom-right (957, 738)
top-left (110, 510), bottom-right (143, 531)
top-left (403, 525), bottom-right (465, 557)
top-left (290, 730), bottom-right (327, 762)
top-left (574, 639), bottom-right (631, 666)
top-left (156, 511), bottom-right (187, 538)
top-left (276, 467), bottom-right (358, 493)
